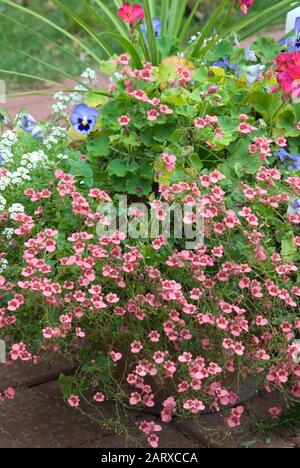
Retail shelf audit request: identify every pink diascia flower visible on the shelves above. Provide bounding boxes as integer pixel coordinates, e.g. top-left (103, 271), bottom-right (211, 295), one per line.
top-left (4, 387), bottom-right (15, 400)
top-left (118, 3), bottom-right (144, 23)
top-left (68, 395), bottom-right (80, 407)
top-left (268, 407), bottom-right (282, 418)
top-left (162, 153), bottom-right (177, 172)
top-left (118, 114), bottom-right (131, 126)
top-left (93, 392), bottom-right (105, 403)
top-left (147, 109), bottom-right (159, 121)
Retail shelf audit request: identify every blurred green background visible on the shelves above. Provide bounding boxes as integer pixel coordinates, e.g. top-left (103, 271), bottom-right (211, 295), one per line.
top-left (0, 0), bottom-right (285, 91)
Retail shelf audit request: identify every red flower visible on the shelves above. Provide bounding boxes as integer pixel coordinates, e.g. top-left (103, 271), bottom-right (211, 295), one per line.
top-left (118, 3), bottom-right (144, 23)
top-left (275, 52), bottom-right (300, 100)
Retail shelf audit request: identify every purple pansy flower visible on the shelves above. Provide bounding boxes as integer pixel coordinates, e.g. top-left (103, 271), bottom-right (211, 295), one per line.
top-left (274, 149), bottom-right (300, 171)
top-left (21, 114), bottom-right (44, 140)
top-left (70, 104), bottom-right (98, 135)
top-left (141, 18), bottom-right (161, 39)
top-left (212, 58), bottom-right (237, 72)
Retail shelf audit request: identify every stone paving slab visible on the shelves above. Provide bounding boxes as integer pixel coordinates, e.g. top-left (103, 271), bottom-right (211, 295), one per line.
top-left (0, 359), bottom-right (75, 392)
top-left (1, 364), bottom-right (299, 448)
top-left (0, 377), bottom-right (201, 448)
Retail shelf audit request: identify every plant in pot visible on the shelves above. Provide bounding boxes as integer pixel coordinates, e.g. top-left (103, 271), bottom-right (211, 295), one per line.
top-left (0, 0), bottom-right (299, 448)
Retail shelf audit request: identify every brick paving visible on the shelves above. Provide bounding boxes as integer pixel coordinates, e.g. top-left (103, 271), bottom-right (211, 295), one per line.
top-left (0, 360), bottom-right (299, 448)
top-left (1, 28), bottom-right (299, 448)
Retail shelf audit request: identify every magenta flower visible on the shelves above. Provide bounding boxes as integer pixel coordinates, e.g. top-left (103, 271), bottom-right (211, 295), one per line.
top-left (239, 0), bottom-right (254, 16)
top-left (118, 3), bottom-right (144, 23)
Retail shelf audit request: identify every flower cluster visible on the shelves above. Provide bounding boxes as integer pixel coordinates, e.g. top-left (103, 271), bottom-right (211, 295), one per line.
top-left (275, 52), bottom-right (300, 100)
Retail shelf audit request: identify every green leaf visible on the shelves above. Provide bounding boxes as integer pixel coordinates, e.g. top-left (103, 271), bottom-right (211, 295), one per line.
top-left (126, 175), bottom-right (153, 196)
top-left (157, 35), bottom-right (178, 57)
top-left (219, 140), bottom-right (261, 177)
top-left (188, 153), bottom-right (203, 171)
top-left (156, 62), bottom-right (177, 85)
top-left (153, 123), bottom-right (177, 142)
top-left (93, 0), bottom-right (128, 36)
top-left (247, 91), bottom-right (282, 123)
top-left (207, 40), bottom-right (234, 61)
top-left (87, 135), bottom-right (110, 157)
top-left (68, 158), bottom-right (94, 179)
top-left (176, 105), bottom-right (198, 119)
top-left (192, 0), bottom-right (230, 57)
top-left (178, 0), bottom-right (201, 43)
top-left (1, 0), bottom-right (102, 63)
top-left (52, 0), bottom-right (112, 56)
top-left (192, 68), bottom-right (209, 84)
top-left (100, 32), bottom-right (142, 68)
top-left (143, 0), bottom-right (160, 65)
top-left (107, 159), bottom-right (128, 177)
top-left (100, 59), bottom-right (118, 75)
top-left (86, 91), bottom-right (109, 108)
top-left (162, 88), bottom-right (190, 106)
top-left (100, 100), bottom-right (122, 130)
top-left (107, 160), bottom-right (139, 177)
top-left (251, 37), bottom-right (281, 63)
top-left (59, 374), bottom-right (73, 398)
top-left (281, 233), bottom-right (297, 263)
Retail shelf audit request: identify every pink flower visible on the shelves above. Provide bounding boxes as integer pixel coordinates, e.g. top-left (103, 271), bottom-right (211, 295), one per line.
top-left (110, 351), bottom-right (123, 362)
top-left (239, 122), bottom-right (257, 134)
top-left (239, 0), bottom-right (254, 16)
top-left (148, 433), bottom-right (159, 448)
top-left (4, 387), bottom-right (15, 400)
top-left (118, 3), bottom-right (144, 23)
top-left (183, 399), bottom-right (205, 414)
top-left (131, 340), bottom-right (143, 353)
top-left (160, 104), bottom-right (173, 115)
top-left (162, 153), bottom-right (177, 172)
top-left (68, 395), bottom-right (80, 407)
top-left (93, 392), bottom-right (105, 403)
top-left (227, 406), bottom-right (244, 428)
top-left (147, 109), bottom-right (159, 121)
top-left (118, 114), bottom-right (131, 126)
top-left (194, 117), bottom-right (207, 129)
top-left (75, 327), bottom-right (85, 338)
top-left (268, 407), bottom-right (282, 418)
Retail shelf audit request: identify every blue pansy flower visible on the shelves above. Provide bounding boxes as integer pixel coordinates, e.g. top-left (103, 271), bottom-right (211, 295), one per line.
top-left (140, 18), bottom-right (161, 40)
top-left (212, 58), bottom-right (237, 72)
top-left (21, 114), bottom-right (44, 140)
top-left (70, 104), bottom-right (98, 135)
top-left (274, 149), bottom-right (300, 171)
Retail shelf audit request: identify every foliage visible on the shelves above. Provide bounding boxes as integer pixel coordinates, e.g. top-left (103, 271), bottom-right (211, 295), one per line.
top-left (0, 0), bottom-right (298, 91)
top-left (0, 0), bottom-right (300, 449)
